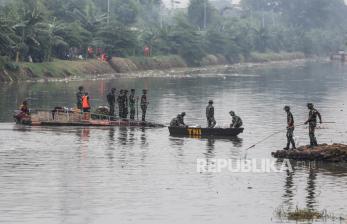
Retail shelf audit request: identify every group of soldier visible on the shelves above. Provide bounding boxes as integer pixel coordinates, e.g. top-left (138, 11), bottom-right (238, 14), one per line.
top-left (169, 99), bottom-right (322, 149)
top-left (106, 88), bottom-right (149, 121)
top-left (76, 84), bottom-right (323, 148)
top-left (76, 86), bottom-right (149, 121)
top-left (284, 103), bottom-right (322, 150)
top-left (170, 100), bottom-right (243, 129)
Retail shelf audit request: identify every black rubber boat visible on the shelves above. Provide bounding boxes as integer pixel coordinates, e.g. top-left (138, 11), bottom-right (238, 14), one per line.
top-left (168, 126), bottom-right (244, 137)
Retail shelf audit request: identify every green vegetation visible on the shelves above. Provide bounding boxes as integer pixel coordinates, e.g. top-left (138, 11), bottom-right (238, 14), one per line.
top-left (275, 207), bottom-right (345, 222)
top-left (1, 0), bottom-right (347, 73)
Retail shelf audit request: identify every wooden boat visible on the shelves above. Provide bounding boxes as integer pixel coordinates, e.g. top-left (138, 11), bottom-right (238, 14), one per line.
top-left (168, 126), bottom-right (244, 137)
top-left (14, 109), bottom-right (164, 128)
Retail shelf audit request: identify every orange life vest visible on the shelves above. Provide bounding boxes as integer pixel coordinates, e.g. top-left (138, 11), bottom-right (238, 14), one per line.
top-left (82, 96), bottom-right (90, 109)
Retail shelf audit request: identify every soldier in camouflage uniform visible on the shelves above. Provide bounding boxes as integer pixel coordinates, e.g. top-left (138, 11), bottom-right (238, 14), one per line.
top-left (283, 106), bottom-right (296, 150)
top-left (129, 89), bottom-right (136, 120)
top-left (229, 111), bottom-right (243, 128)
top-left (117, 90), bottom-right (124, 118)
top-left (123, 90), bottom-right (129, 119)
top-left (76, 86), bottom-right (84, 110)
top-left (304, 103), bottom-right (322, 147)
top-left (106, 88), bottom-right (116, 116)
top-left (141, 89), bottom-right (149, 122)
top-left (177, 112), bottom-right (188, 127)
top-left (206, 100), bottom-right (216, 128)
top-left (170, 114), bottom-right (181, 127)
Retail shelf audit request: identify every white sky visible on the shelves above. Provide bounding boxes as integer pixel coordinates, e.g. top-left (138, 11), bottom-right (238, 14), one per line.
top-left (162, 0), bottom-right (346, 8)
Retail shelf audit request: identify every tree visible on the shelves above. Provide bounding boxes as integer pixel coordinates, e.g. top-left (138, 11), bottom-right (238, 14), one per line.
top-left (168, 16), bottom-right (205, 65)
top-left (93, 22), bottom-right (138, 57)
top-left (188, 0), bottom-right (217, 29)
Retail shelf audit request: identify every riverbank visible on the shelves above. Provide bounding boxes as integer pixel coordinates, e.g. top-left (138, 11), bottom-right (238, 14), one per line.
top-left (0, 52), bottom-right (307, 82)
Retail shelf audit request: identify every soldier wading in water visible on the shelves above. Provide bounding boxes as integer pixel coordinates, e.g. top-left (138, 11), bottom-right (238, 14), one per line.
top-left (304, 103), bottom-right (322, 148)
top-left (283, 106), bottom-right (296, 150)
top-left (206, 100), bottom-right (216, 128)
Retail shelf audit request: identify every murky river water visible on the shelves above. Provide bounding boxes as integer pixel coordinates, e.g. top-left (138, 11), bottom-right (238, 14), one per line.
top-left (1, 61), bottom-right (347, 224)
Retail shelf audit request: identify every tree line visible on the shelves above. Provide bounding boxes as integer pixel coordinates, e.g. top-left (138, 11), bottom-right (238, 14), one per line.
top-left (1, 0), bottom-right (347, 67)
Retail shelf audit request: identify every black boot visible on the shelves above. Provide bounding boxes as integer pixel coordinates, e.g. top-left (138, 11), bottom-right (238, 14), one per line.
top-left (283, 143), bottom-right (290, 150)
top-left (290, 139), bottom-right (296, 150)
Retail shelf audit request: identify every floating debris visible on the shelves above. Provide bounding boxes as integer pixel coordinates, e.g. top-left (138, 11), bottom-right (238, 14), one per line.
top-left (272, 143), bottom-right (347, 162)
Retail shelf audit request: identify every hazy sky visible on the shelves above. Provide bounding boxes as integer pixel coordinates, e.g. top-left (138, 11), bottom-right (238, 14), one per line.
top-left (162, 0), bottom-right (347, 8)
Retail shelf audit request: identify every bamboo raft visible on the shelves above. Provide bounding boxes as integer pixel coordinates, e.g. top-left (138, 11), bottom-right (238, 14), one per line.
top-left (272, 144), bottom-right (347, 162)
top-left (14, 109), bottom-right (165, 128)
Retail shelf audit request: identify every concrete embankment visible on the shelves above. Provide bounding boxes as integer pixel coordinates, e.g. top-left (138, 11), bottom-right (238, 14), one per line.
top-left (0, 52), bottom-right (306, 82)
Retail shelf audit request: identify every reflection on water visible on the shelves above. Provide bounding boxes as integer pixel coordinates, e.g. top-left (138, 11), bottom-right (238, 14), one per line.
top-left (1, 62), bottom-right (347, 223)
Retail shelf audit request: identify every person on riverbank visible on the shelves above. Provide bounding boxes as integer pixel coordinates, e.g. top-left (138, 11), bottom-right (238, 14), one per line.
top-left (117, 90), bottom-right (124, 118)
top-left (129, 89), bottom-right (136, 120)
top-left (141, 89), bottom-right (149, 122)
top-left (304, 103), bottom-right (322, 147)
top-left (206, 100), bottom-right (216, 128)
top-left (124, 90), bottom-right (129, 119)
top-left (229, 111), bottom-right (243, 128)
top-left (283, 106), bottom-right (296, 150)
top-left (76, 86), bottom-right (84, 110)
top-left (107, 88), bottom-right (116, 117)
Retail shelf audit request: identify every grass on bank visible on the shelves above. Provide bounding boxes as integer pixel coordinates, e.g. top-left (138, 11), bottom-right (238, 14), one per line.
top-left (249, 52), bottom-right (305, 63)
top-left (275, 207), bottom-right (345, 222)
top-left (20, 59), bottom-right (89, 78)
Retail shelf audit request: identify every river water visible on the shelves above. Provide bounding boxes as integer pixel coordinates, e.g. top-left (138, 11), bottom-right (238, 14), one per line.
top-left (0, 61), bottom-right (347, 224)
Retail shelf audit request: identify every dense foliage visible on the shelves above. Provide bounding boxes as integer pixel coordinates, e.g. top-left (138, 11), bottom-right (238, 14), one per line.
top-left (0, 0), bottom-right (347, 66)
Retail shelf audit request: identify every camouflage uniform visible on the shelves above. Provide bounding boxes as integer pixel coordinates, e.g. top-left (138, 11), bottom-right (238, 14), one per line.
top-left (123, 90), bottom-right (129, 119)
top-left (76, 90), bottom-right (84, 110)
top-left (230, 114), bottom-right (243, 128)
top-left (206, 102), bottom-right (216, 128)
top-left (305, 104), bottom-right (322, 147)
top-left (285, 109), bottom-right (296, 150)
top-left (129, 90), bottom-right (136, 120)
top-left (117, 90), bottom-right (124, 118)
top-left (170, 116), bottom-right (180, 127)
top-left (107, 88), bottom-right (116, 116)
top-left (177, 112), bottom-right (186, 127)
top-left (141, 90), bottom-right (148, 122)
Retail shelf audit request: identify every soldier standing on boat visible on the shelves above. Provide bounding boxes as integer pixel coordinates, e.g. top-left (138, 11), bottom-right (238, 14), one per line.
top-left (117, 90), bottom-right (124, 118)
top-left (229, 111), bottom-right (243, 128)
top-left (206, 100), bottom-right (216, 128)
top-left (107, 88), bottom-right (116, 116)
top-left (141, 89), bottom-right (149, 122)
top-left (76, 86), bottom-right (84, 110)
top-left (283, 106), bottom-right (296, 150)
top-left (124, 90), bottom-right (129, 119)
top-left (129, 89), bottom-right (136, 120)
top-left (304, 103), bottom-right (322, 147)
